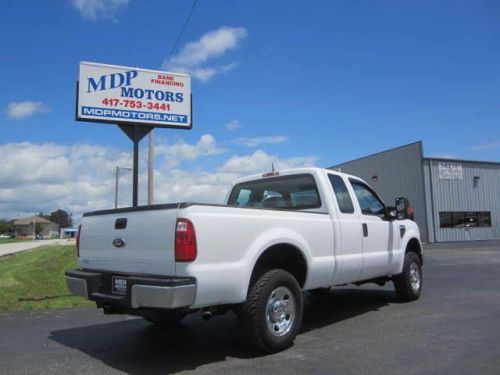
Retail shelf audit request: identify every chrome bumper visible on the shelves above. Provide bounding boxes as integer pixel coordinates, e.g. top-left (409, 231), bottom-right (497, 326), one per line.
top-left (65, 269), bottom-right (196, 310)
top-left (130, 284), bottom-right (196, 309)
top-left (66, 276), bottom-right (89, 298)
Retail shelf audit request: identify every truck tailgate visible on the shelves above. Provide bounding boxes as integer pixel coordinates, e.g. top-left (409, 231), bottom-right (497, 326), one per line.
top-left (79, 207), bottom-right (178, 275)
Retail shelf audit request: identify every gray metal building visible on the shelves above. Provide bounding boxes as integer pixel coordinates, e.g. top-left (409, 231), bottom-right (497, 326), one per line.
top-left (330, 141), bottom-right (500, 243)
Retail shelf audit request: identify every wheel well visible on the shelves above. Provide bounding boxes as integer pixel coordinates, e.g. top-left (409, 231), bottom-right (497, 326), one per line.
top-left (406, 238), bottom-right (423, 264)
top-left (249, 244), bottom-right (308, 290)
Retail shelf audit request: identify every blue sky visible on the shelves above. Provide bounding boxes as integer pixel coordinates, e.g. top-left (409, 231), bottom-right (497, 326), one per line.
top-left (0, 0), bottom-right (499, 219)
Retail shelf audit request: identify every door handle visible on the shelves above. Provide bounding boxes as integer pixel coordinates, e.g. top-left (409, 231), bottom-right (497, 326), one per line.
top-left (362, 223), bottom-right (368, 237)
top-left (115, 218), bottom-right (127, 230)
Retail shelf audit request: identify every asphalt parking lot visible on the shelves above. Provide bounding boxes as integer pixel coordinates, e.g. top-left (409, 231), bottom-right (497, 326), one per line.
top-left (0, 241), bottom-right (499, 375)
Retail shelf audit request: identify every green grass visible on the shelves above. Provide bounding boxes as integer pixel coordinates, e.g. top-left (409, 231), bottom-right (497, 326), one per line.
top-left (0, 245), bottom-right (93, 312)
top-left (0, 238), bottom-right (32, 244)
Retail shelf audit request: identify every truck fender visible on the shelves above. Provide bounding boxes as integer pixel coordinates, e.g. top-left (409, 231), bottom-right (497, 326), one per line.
top-left (240, 228), bottom-right (312, 297)
top-left (396, 233), bottom-right (423, 274)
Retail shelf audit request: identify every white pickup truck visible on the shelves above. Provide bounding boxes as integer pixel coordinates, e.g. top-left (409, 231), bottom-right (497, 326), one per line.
top-left (66, 167), bottom-right (423, 352)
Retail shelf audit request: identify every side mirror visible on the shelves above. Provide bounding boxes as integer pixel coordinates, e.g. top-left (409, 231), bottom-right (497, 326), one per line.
top-left (385, 206), bottom-right (397, 221)
top-left (395, 197), bottom-right (414, 221)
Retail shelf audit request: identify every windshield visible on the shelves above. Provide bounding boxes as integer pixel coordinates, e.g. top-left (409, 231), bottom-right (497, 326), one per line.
top-left (227, 174), bottom-right (321, 210)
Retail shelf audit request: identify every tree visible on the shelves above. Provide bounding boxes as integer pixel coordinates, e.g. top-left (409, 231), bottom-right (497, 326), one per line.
top-left (37, 212), bottom-right (50, 220)
top-left (35, 222), bottom-right (43, 235)
top-left (0, 220), bottom-right (13, 235)
top-left (49, 209), bottom-right (73, 228)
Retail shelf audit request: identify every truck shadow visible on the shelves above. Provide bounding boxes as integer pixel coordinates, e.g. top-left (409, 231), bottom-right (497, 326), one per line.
top-left (302, 288), bottom-right (397, 332)
top-left (49, 288), bottom-right (395, 374)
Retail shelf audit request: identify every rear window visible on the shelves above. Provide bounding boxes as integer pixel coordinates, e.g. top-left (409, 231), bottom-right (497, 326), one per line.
top-left (228, 174), bottom-right (322, 210)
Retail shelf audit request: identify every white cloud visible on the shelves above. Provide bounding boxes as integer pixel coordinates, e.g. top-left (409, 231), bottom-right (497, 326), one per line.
top-left (72, 0), bottom-right (128, 21)
top-left (225, 119), bottom-right (241, 131)
top-left (6, 101), bottom-right (51, 119)
top-left (0, 136), bottom-right (318, 222)
top-left (220, 150), bottom-right (317, 174)
top-left (0, 142), bottom-right (131, 221)
top-left (232, 136), bottom-right (288, 147)
top-left (190, 63), bottom-right (238, 83)
top-left (155, 134), bottom-right (226, 168)
top-left (471, 142), bottom-right (500, 151)
top-left (163, 26), bottom-right (247, 82)
top-left (153, 150), bottom-right (318, 204)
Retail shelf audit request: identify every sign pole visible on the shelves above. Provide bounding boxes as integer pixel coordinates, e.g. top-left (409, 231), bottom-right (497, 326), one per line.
top-left (132, 125), bottom-right (139, 207)
top-left (118, 124), bottom-right (153, 207)
top-left (147, 130), bottom-right (154, 205)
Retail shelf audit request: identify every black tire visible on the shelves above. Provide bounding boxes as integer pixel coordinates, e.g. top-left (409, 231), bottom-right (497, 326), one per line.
top-left (239, 269), bottom-right (303, 353)
top-left (143, 309), bottom-right (188, 326)
top-left (393, 251), bottom-right (422, 302)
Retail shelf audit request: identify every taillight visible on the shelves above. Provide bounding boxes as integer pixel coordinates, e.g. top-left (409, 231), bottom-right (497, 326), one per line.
top-left (76, 224), bottom-right (82, 257)
top-left (175, 218), bottom-right (197, 262)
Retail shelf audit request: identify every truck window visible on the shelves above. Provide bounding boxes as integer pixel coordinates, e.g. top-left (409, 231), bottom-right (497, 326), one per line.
top-left (349, 180), bottom-right (385, 217)
top-left (228, 174), bottom-right (321, 210)
top-left (328, 174), bottom-right (354, 213)
top-left (233, 189), bottom-right (251, 206)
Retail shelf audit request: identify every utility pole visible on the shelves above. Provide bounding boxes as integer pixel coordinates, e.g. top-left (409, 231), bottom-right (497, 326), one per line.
top-left (32, 215), bottom-right (36, 240)
top-left (148, 130), bottom-right (154, 205)
top-left (115, 166), bottom-right (132, 209)
top-left (114, 166), bottom-right (120, 209)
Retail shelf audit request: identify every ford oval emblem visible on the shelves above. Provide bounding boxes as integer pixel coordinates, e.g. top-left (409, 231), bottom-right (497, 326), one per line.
top-left (112, 238), bottom-right (126, 248)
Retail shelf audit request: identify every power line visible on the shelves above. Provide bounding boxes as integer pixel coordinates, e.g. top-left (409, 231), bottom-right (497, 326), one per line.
top-left (165, 0), bottom-right (199, 68)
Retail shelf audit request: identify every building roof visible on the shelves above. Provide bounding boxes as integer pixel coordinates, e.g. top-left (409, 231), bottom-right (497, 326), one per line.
top-left (328, 141), bottom-right (500, 169)
top-left (424, 157), bottom-right (500, 166)
top-left (13, 216), bottom-right (57, 226)
top-left (328, 141), bottom-right (423, 169)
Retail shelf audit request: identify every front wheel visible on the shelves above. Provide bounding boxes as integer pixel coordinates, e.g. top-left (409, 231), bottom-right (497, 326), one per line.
top-left (238, 269), bottom-right (303, 353)
top-left (393, 252), bottom-right (423, 301)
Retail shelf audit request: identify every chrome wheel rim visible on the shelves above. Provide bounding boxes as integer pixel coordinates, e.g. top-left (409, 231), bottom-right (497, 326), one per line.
top-left (266, 286), bottom-right (295, 337)
top-left (409, 262), bottom-right (421, 292)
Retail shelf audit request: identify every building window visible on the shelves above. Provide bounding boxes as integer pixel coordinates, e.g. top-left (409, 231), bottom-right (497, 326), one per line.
top-left (439, 211), bottom-right (491, 228)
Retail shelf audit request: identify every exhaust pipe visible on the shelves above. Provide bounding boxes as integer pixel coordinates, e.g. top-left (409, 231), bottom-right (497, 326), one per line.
top-left (202, 310), bottom-right (213, 321)
top-left (202, 306), bottom-right (218, 321)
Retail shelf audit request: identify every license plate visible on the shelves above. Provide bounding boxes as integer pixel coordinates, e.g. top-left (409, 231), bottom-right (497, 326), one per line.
top-left (112, 277), bottom-right (127, 295)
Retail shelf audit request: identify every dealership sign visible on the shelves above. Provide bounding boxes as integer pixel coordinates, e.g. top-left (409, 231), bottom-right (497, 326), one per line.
top-left (438, 162), bottom-right (463, 180)
top-left (76, 62), bottom-right (191, 129)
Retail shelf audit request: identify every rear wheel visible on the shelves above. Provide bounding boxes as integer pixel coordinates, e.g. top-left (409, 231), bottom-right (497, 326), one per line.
top-left (238, 269), bottom-right (303, 353)
top-left (393, 252), bottom-right (422, 301)
top-left (143, 309), bottom-right (188, 326)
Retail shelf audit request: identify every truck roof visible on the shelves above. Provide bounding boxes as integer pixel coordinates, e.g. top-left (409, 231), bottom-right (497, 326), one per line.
top-left (232, 167), bottom-right (362, 185)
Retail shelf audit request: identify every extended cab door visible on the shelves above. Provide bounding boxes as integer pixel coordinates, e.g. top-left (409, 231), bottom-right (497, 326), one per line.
top-left (328, 174), bottom-right (364, 284)
top-left (348, 178), bottom-right (394, 280)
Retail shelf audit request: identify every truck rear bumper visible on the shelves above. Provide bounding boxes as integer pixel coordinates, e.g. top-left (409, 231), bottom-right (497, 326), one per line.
top-left (65, 269), bottom-right (196, 310)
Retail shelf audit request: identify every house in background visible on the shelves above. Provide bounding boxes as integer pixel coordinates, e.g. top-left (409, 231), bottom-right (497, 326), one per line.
top-left (13, 216), bottom-right (60, 239)
top-left (60, 227), bottom-right (78, 239)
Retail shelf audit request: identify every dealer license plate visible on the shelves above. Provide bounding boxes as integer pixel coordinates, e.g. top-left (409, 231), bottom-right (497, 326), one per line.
top-left (112, 277), bottom-right (127, 295)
